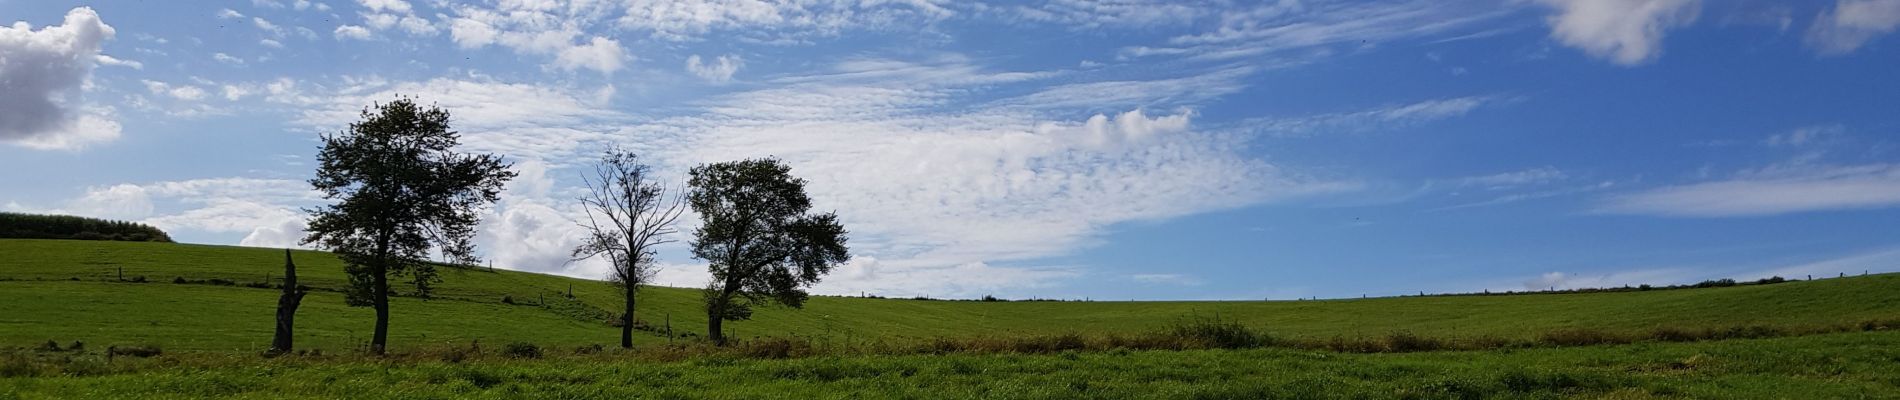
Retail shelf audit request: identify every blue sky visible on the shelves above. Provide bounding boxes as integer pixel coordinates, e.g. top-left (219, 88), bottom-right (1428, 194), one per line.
top-left (4, 0), bottom-right (1900, 300)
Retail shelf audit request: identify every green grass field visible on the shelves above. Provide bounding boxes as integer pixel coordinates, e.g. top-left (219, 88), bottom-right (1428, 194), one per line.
top-left (4, 331), bottom-right (1898, 399)
top-left (4, 239), bottom-right (1898, 352)
top-left (4, 238), bottom-right (1900, 398)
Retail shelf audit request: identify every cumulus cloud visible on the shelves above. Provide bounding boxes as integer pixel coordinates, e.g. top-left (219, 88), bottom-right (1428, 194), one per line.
top-left (1534, 0), bottom-right (1700, 65)
top-left (1598, 164), bottom-right (1900, 217)
top-left (0, 7), bottom-right (123, 150)
top-left (686, 54), bottom-right (744, 83)
top-left (1806, 0), bottom-right (1900, 55)
top-left (446, 3), bottom-right (626, 74)
top-left (334, 25), bottom-right (372, 40)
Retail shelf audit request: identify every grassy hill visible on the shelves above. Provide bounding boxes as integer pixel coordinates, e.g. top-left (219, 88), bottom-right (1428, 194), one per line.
top-left (3, 239), bottom-right (1898, 352)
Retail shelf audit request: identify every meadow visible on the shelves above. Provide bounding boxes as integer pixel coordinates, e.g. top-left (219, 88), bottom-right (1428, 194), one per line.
top-left (3, 238), bottom-right (1899, 398)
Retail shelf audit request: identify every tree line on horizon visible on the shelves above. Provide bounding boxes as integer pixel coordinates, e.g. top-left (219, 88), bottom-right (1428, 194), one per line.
top-left (283, 97), bottom-right (849, 355)
top-left (0, 212), bottom-right (173, 243)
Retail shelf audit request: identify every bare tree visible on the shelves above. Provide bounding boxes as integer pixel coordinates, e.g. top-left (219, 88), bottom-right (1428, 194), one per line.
top-left (572, 147), bottom-right (685, 349)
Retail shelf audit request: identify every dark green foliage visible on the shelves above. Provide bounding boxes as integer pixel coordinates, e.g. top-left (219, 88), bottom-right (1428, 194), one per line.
top-left (106, 345), bottom-right (161, 358)
top-left (688, 158), bottom-right (850, 344)
top-left (301, 98), bottom-right (514, 354)
top-left (1164, 316), bottom-right (1269, 349)
top-left (1694, 278), bottom-right (1738, 288)
top-left (0, 212), bottom-right (171, 242)
top-left (502, 342), bottom-right (541, 359)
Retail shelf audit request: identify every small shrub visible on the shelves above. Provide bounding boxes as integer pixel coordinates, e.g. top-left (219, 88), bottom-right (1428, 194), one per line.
top-left (1320, 337), bottom-right (1385, 353)
top-left (127, 276), bottom-right (147, 283)
top-left (108, 345), bottom-right (162, 358)
top-left (0, 355), bottom-right (37, 378)
top-left (68, 341), bottom-right (84, 351)
top-left (1538, 329), bottom-right (1624, 347)
top-left (501, 342), bottom-right (541, 359)
top-left (1650, 327), bottom-right (1701, 342)
top-left (980, 295), bottom-right (1005, 302)
top-left (37, 340), bottom-right (61, 352)
top-left (243, 282), bottom-right (272, 289)
top-left (172, 277), bottom-right (187, 284)
top-left (501, 295), bottom-right (514, 305)
top-left (206, 278), bottom-right (236, 286)
top-left (1382, 331), bottom-right (1446, 352)
top-left (738, 337), bottom-right (810, 359)
top-left (1165, 316), bottom-right (1268, 349)
top-left (573, 344), bottom-right (604, 355)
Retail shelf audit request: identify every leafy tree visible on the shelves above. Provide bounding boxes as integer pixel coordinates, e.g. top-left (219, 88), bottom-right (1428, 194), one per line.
top-left (301, 98), bottom-right (515, 355)
top-left (688, 158), bottom-right (849, 345)
top-left (571, 148), bottom-right (685, 349)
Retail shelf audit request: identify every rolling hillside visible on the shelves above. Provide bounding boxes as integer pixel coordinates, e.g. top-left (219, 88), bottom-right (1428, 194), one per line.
top-left (3, 239), bottom-right (1897, 351)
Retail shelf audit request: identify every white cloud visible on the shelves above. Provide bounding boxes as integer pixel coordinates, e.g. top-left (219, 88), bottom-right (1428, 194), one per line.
top-left (277, 77), bottom-right (622, 163)
top-left (1121, 0), bottom-right (1514, 61)
top-left (1460, 167), bottom-right (1568, 189)
top-left (444, 3), bottom-right (626, 74)
top-left (999, 67), bottom-right (1248, 110)
top-left (0, 7), bottom-right (122, 150)
top-left (1237, 96), bottom-right (1503, 137)
top-left (253, 17), bottom-right (286, 37)
top-left (615, 0), bottom-right (955, 41)
top-left (1764, 125), bottom-right (1842, 147)
top-left (1000, 0), bottom-right (1209, 30)
top-left (358, 0), bottom-right (412, 14)
top-left (94, 54), bottom-right (142, 69)
top-left (553, 36), bottom-right (626, 73)
top-left (141, 80), bottom-right (208, 101)
top-left (686, 54), bottom-right (744, 83)
top-left (334, 25), bottom-right (373, 40)
top-left (66, 184), bottom-right (154, 220)
top-left (217, 9), bottom-right (245, 19)
top-left (1598, 164), bottom-right (1900, 217)
top-left (1534, 0), bottom-right (1700, 65)
top-left (261, 39), bottom-right (285, 48)
top-left (1806, 0), bottom-right (1900, 55)
top-left (212, 52), bottom-right (245, 65)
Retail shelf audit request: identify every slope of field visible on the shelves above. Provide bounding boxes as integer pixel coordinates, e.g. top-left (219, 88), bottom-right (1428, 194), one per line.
top-left (3, 239), bottom-right (1898, 352)
top-left (5, 331), bottom-right (1898, 399)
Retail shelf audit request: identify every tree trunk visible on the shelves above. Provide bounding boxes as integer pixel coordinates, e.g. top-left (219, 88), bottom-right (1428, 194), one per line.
top-left (620, 287), bottom-right (635, 348)
top-left (270, 249), bottom-right (306, 355)
top-left (372, 260), bottom-right (390, 355)
top-left (708, 306), bottom-right (725, 346)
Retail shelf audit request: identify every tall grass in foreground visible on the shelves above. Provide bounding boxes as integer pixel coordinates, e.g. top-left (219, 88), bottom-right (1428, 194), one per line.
top-left (7, 315), bottom-right (1897, 376)
top-left (5, 331), bottom-right (1899, 399)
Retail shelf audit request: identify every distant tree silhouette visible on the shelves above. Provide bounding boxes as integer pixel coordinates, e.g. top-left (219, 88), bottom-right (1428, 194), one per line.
top-left (571, 147), bottom-right (685, 349)
top-left (301, 98), bottom-right (515, 355)
top-left (0, 212), bottom-right (172, 242)
top-left (269, 249), bottom-right (307, 355)
top-left (687, 158), bottom-right (849, 345)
